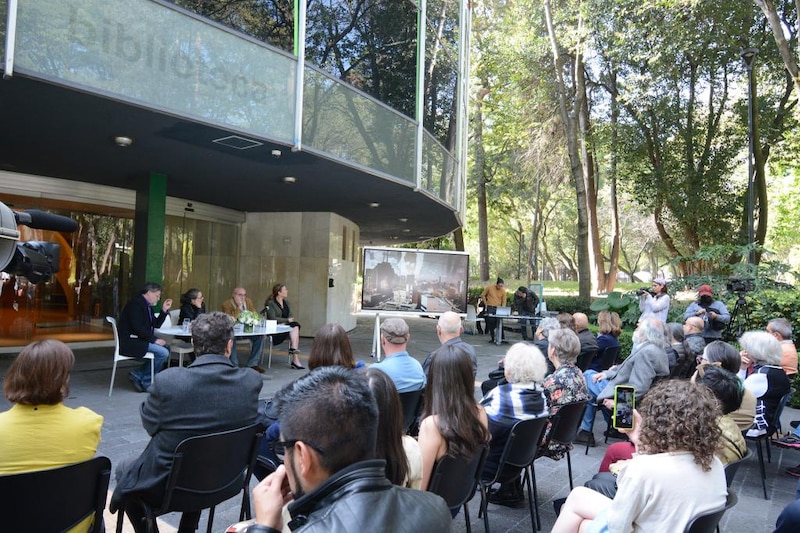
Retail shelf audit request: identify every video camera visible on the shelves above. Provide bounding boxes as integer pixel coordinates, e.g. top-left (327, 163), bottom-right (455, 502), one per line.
top-left (0, 201), bottom-right (78, 283)
top-left (726, 277), bottom-right (755, 294)
top-left (636, 287), bottom-right (654, 296)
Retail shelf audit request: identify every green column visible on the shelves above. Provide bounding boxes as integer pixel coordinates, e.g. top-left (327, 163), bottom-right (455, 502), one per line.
top-left (132, 173), bottom-right (167, 292)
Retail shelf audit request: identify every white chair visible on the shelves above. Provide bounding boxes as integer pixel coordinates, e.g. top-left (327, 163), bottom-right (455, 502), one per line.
top-left (162, 312), bottom-right (193, 368)
top-left (106, 316), bottom-right (154, 397)
top-left (463, 305), bottom-right (485, 335)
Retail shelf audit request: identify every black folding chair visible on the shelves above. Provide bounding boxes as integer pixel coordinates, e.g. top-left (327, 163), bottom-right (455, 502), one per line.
top-left (398, 388), bottom-right (424, 434)
top-left (744, 389), bottom-right (792, 499)
top-left (115, 423), bottom-right (264, 533)
top-left (427, 445), bottom-right (489, 533)
top-left (0, 456), bottom-right (111, 533)
top-left (683, 489), bottom-right (737, 533)
top-left (539, 400), bottom-right (589, 489)
top-left (479, 416), bottom-right (549, 532)
top-left (597, 346), bottom-right (621, 371)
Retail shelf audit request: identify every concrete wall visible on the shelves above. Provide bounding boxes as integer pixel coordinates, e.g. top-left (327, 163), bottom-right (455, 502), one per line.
top-left (238, 212), bottom-right (359, 335)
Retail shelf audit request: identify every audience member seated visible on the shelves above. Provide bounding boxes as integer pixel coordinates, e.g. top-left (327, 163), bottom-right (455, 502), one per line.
top-left (666, 322), bottom-right (693, 378)
top-left (370, 318), bottom-right (426, 393)
top-left (767, 317), bottom-right (797, 377)
top-left (552, 380), bottom-right (727, 532)
top-left (738, 331), bottom-right (791, 437)
top-left (0, 340), bottom-right (104, 533)
top-left (573, 312), bottom-right (599, 371)
top-left (480, 316), bottom-right (561, 396)
top-left (111, 312), bottom-right (263, 533)
top-left (541, 328), bottom-right (590, 459)
top-left (694, 340), bottom-right (756, 431)
top-left (423, 311), bottom-right (477, 377)
top-left (480, 343), bottom-right (549, 507)
top-left (247, 367), bottom-right (451, 532)
top-left (683, 316), bottom-right (707, 360)
top-left (418, 343), bottom-right (490, 493)
top-left (259, 323), bottom-right (357, 471)
top-left (591, 311), bottom-right (621, 372)
top-left (575, 318), bottom-right (670, 447)
top-left (365, 368), bottom-right (422, 489)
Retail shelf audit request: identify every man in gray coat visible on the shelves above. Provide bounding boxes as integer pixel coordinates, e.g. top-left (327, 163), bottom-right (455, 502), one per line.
top-left (111, 312), bottom-right (263, 532)
top-left (575, 317), bottom-right (670, 446)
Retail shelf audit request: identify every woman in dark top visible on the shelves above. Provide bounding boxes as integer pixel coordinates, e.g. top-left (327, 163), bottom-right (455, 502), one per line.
top-left (177, 288), bottom-right (205, 324)
top-left (264, 283), bottom-right (303, 369)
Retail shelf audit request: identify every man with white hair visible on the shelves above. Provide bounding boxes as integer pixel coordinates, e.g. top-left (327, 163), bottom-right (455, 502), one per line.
top-left (575, 318), bottom-right (670, 446)
top-left (422, 311), bottom-right (477, 377)
top-left (767, 317), bottom-right (798, 377)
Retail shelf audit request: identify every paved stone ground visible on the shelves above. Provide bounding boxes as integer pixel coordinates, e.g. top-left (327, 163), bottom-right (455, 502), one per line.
top-left (1, 315), bottom-right (797, 532)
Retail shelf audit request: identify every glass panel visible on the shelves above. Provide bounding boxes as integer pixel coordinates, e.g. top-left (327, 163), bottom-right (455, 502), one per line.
top-left (303, 67), bottom-right (416, 183)
top-left (305, 0), bottom-right (418, 119)
top-left (162, 215), bottom-right (240, 315)
top-left (423, 0), bottom-right (460, 146)
top-left (422, 130), bottom-right (458, 206)
top-left (169, 0), bottom-right (295, 53)
top-left (14, 0), bottom-right (295, 141)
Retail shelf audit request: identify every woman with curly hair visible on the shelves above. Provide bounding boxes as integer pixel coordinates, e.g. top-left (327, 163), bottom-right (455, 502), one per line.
top-left (418, 343), bottom-right (490, 492)
top-left (552, 380), bottom-right (727, 533)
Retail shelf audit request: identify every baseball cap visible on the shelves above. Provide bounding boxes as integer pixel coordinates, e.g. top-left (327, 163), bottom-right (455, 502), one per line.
top-left (380, 318), bottom-right (410, 344)
top-left (698, 284), bottom-right (713, 297)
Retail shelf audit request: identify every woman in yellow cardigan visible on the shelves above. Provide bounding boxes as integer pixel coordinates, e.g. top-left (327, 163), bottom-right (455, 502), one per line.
top-left (0, 339), bottom-right (103, 532)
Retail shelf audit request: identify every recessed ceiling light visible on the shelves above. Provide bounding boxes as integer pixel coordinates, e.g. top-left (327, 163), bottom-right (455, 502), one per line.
top-left (398, 218), bottom-right (408, 222)
top-left (368, 202), bottom-right (380, 208)
top-left (114, 136), bottom-right (133, 147)
top-left (402, 228), bottom-right (411, 232)
top-left (283, 176), bottom-right (297, 184)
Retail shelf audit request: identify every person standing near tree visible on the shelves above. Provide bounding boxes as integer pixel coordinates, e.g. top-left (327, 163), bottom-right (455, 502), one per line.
top-left (480, 278), bottom-right (506, 343)
top-left (638, 277), bottom-right (670, 324)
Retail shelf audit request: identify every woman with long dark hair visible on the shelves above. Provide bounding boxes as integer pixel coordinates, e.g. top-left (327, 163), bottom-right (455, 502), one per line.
top-left (418, 343), bottom-right (490, 491)
top-left (264, 283), bottom-right (303, 369)
top-left (365, 367), bottom-right (421, 488)
top-left (308, 323), bottom-right (356, 370)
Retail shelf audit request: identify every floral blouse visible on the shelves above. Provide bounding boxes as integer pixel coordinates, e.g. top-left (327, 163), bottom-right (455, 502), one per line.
top-left (541, 363), bottom-right (590, 459)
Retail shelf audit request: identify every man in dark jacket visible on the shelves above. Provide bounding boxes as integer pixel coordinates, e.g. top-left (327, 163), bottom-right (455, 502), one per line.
top-left (247, 366), bottom-right (451, 532)
top-left (111, 312), bottom-right (263, 532)
top-left (118, 282), bottom-right (172, 392)
top-left (514, 286), bottom-right (539, 340)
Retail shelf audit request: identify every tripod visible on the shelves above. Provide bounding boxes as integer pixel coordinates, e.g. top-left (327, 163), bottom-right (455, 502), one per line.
top-left (724, 291), bottom-right (750, 341)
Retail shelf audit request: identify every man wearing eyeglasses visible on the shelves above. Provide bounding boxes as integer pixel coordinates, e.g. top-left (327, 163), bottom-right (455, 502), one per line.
top-left (247, 366), bottom-right (450, 532)
top-left (222, 286), bottom-right (266, 373)
top-left (111, 312), bottom-right (263, 532)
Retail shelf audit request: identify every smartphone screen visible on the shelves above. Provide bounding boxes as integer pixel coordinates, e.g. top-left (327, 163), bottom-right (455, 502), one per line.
top-left (613, 385), bottom-right (636, 430)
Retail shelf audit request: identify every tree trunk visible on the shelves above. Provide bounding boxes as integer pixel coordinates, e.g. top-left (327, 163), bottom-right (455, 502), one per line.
top-left (756, 0), bottom-right (800, 94)
top-left (605, 80), bottom-right (621, 292)
top-left (544, 0), bottom-right (591, 301)
top-left (474, 86), bottom-right (491, 282)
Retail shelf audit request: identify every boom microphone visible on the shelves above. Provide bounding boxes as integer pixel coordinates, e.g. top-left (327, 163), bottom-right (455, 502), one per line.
top-left (14, 209), bottom-right (78, 232)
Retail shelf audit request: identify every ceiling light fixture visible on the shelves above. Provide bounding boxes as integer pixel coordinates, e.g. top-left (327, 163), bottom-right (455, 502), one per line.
top-left (283, 176), bottom-right (297, 184)
top-left (398, 217), bottom-right (408, 222)
top-left (369, 202), bottom-right (380, 208)
top-left (114, 136), bottom-right (133, 147)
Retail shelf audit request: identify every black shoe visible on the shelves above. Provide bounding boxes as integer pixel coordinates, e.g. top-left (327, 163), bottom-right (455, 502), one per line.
top-left (574, 430), bottom-right (596, 447)
top-left (791, 420), bottom-right (800, 430)
top-left (553, 497), bottom-right (567, 516)
top-left (290, 362), bottom-right (306, 370)
top-left (128, 372), bottom-right (146, 393)
top-left (488, 338), bottom-right (496, 343)
top-left (487, 487), bottom-right (525, 508)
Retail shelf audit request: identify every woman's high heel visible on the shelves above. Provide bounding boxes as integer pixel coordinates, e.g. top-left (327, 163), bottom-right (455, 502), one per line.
top-left (290, 361), bottom-right (305, 370)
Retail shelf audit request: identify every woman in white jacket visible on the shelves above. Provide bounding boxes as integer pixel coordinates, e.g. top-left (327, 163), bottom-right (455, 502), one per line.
top-left (638, 277), bottom-right (670, 324)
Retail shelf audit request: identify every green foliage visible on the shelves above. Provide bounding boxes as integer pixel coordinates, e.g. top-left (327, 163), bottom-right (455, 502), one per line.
top-left (542, 296), bottom-right (591, 315)
top-left (589, 291), bottom-right (640, 327)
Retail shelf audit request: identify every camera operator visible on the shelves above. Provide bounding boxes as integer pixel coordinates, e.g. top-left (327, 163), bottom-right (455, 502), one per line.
top-left (637, 278), bottom-right (670, 324)
top-left (682, 285), bottom-right (730, 344)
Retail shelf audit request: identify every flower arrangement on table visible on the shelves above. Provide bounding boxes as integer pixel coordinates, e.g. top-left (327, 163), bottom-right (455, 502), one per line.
top-left (237, 311), bottom-right (261, 332)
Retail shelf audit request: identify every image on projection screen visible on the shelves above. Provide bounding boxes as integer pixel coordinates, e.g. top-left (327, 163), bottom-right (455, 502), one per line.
top-left (361, 247), bottom-right (469, 314)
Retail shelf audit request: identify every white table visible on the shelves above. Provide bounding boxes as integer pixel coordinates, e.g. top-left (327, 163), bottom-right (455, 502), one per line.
top-left (156, 325), bottom-right (292, 367)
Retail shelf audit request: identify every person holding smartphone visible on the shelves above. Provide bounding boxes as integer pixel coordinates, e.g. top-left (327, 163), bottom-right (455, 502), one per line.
top-left (552, 380), bottom-right (727, 532)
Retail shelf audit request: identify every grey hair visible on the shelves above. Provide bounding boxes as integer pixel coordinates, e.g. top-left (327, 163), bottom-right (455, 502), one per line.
top-left (438, 311), bottom-right (462, 335)
top-left (548, 328), bottom-right (581, 364)
top-left (768, 318), bottom-right (792, 340)
top-left (538, 317), bottom-right (560, 338)
top-left (503, 343), bottom-right (548, 384)
top-left (634, 318), bottom-right (667, 347)
top-left (667, 322), bottom-right (684, 343)
top-left (739, 330), bottom-right (782, 366)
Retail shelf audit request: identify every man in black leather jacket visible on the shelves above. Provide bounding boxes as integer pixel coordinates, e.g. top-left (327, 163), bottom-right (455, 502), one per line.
top-left (246, 367), bottom-right (451, 532)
